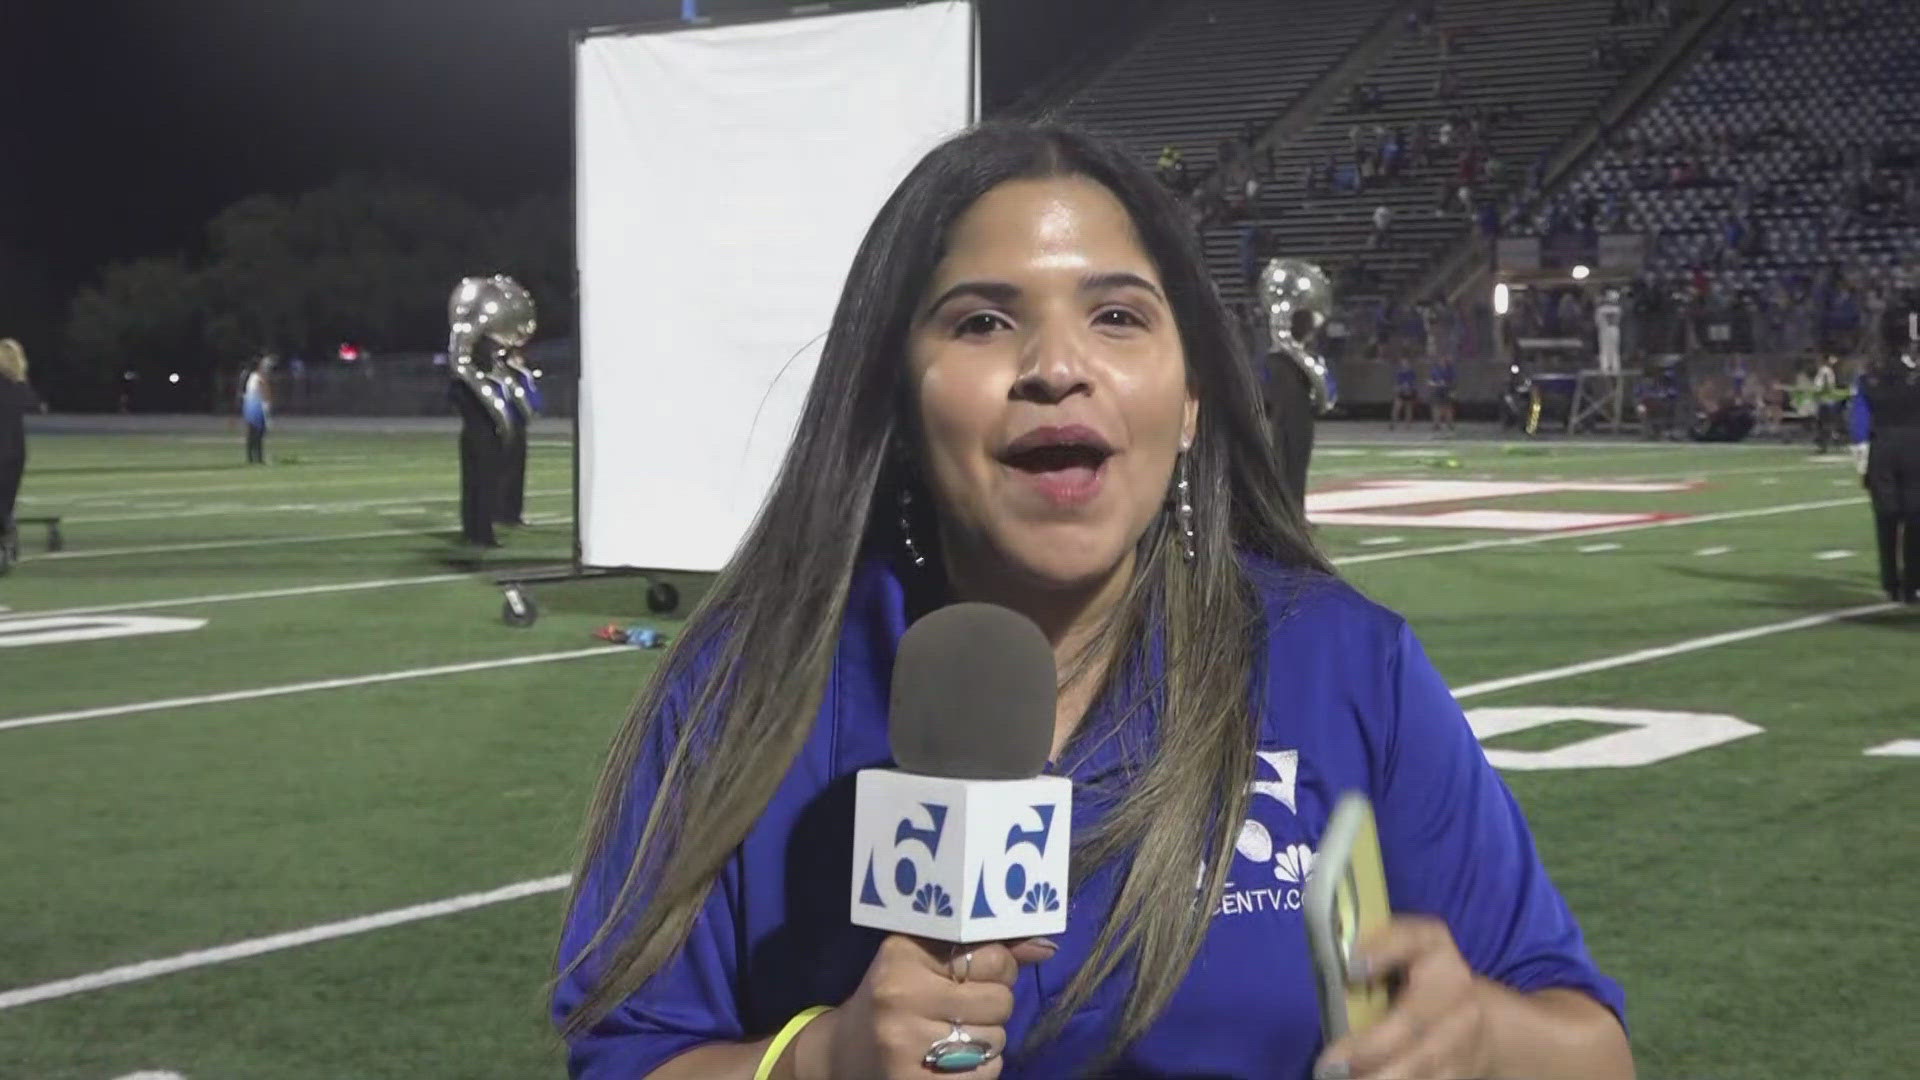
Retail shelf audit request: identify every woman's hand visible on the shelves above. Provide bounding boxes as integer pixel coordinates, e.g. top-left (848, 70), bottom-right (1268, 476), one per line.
top-left (1313, 915), bottom-right (1489, 1080)
top-left (792, 935), bottom-right (1055, 1080)
top-left (1314, 916), bottom-right (1631, 1080)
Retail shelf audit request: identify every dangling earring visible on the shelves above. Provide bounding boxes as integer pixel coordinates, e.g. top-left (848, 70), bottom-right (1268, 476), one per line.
top-left (898, 485), bottom-right (927, 569)
top-left (1175, 450), bottom-right (1196, 565)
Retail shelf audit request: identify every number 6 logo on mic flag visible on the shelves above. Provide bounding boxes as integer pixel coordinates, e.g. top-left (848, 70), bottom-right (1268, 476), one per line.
top-left (852, 772), bottom-right (1072, 943)
top-left (977, 804), bottom-right (1059, 918)
top-left (891, 802), bottom-right (949, 899)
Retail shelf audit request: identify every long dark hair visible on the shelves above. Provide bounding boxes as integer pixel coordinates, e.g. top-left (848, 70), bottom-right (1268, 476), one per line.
top-left (558, 121), bottom-right (1327, 1054)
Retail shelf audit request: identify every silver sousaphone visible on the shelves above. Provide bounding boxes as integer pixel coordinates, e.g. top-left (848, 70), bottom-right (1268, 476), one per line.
top-left (448, 275), bottom-right (537, 439)
top-left (1259, 258), bottom-right (1336, 414)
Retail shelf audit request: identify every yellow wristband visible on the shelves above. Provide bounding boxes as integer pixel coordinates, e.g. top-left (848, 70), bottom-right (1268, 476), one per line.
top-left (753, 1006), bottom-right (831, 1080)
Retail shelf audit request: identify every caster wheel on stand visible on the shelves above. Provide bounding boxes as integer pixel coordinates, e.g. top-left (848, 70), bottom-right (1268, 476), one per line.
top-left (646, 580), bottom-right (680, 614)
top-left (502, 585), bottom-right (539, 628)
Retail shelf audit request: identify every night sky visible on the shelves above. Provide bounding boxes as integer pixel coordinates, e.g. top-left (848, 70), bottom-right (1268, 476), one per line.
top-left (2, 1), bottom-right (697, 308)
top-left (0, 0), bottom-right (1132, 371)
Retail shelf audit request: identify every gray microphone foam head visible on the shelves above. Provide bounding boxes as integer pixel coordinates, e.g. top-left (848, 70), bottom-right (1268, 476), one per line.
top-left (888, 602), bottom-right (1057, 780)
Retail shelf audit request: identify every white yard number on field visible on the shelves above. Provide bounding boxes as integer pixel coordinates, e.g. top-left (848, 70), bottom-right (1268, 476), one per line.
top-left (0, 615), bottom-right (206, 648)
top-left (1863, 740), bottom-right (1920, 757)
top-left (1466, 707), bottom-right (1763, 770)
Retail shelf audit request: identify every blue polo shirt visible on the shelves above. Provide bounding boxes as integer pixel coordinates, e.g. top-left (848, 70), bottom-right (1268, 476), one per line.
top-left (555, 556), bottom-right (1625, 1078)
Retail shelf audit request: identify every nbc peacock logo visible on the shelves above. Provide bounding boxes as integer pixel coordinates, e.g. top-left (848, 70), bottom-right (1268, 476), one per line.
top-left (1272, 842), bottom-right (1316, 885)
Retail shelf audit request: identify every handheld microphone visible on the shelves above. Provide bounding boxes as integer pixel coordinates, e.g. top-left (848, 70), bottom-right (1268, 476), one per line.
top-left (849, 603), bottom-right (1072, 943)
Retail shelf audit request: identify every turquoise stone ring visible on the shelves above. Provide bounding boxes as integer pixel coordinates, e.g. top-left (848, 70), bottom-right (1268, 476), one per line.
top-left (923, 1021), bottom-right (996, 1072)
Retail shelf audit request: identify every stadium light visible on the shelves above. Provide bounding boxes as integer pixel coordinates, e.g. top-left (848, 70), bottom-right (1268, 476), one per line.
top-left (168, 373), bottom-right (180, 384)
top-left (1493, 282), bottom-right (1510, 315)
top-left (1571, 264), bottom-right (1591, 280)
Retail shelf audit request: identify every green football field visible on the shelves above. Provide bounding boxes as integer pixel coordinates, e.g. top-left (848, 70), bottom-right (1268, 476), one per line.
top-left (1, 422), bottom-right (1914, 1079)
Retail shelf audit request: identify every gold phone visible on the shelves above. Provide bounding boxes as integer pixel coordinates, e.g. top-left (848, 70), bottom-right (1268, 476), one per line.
top-left (1302, 792), bottom-right (1394, 1040)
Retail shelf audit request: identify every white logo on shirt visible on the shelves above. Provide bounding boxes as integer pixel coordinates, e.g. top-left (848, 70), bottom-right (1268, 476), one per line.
top-left (1211, 749), bottom-right (1314, 918)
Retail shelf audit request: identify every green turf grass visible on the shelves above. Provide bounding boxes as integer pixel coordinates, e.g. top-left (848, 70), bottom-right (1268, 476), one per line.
top-left (1, 427), bottom-right (1912, 1079)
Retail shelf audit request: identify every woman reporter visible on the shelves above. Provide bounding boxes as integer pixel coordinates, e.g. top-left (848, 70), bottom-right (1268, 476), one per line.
top-left (553, 123), bottom-right (1633, 1080)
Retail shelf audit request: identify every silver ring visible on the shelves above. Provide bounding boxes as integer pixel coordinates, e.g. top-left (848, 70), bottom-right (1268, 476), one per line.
top-left (923, 1020), bottom-right (996, 1073)
top-left (947, 946), bottom-right (973, 985)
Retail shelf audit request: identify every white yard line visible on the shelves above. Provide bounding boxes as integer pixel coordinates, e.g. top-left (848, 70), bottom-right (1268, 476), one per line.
top-left (26, 468), bottom-right (571, 507)
top-left (22, 516), bottom-right (571, 562)
top-left (1449, 601), bottom-right (1899, 700)
top-left (0, 574), bottom-right (474, 623)
top-left (0, 875), bottom-right (572, 1012)
top-left (26, 526), bottom-right (452, 561)
top-left (1309, 446), bottom-right (1779, 480)
top-left (61, 490), bottom-right (565, 526)
top-left (1331, 497), bottom-right (1863, 567)
top-left (26, 475), bottom-right (472, 505)
top-left (1321, 438), bottom-right (1792, 452)
top-left (0, 495), bottom-right (1857, 622)
top-left (0, 646), bottom-right (631, 734)
top-left (0, 596), bottom-right (1900, 1011)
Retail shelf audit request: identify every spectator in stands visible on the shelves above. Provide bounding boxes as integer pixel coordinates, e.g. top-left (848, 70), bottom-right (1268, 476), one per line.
top-left (1216, 137), bottom-right (1243, 175)
top-left (1477, 199), bottom-right (1501, 241)
top-left (1335, 159), bottom-right (1359, 195)
top-left (1420, 302), bottom-right (1447, 360)
top-left (1410, 121), bottom-right (1432, 169)
top-left (1866, 288), bottom-right (1890, 359)
top-left (1435, 64), bottom-right (1460, 101)
top-left (1238, 222), bottom-right (1265, 289)
top-left (1156, 145), bottom-right (1187, 191)
top-left (1371, 204), bottom-right (1394, 249)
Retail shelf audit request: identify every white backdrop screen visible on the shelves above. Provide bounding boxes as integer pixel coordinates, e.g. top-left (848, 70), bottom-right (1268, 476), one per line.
top-left (576, 2), bottom-right (975, 570)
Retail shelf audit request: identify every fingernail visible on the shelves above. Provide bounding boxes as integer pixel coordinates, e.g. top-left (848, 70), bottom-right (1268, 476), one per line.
top-left (1028, 937), bottom-right (1060, 955)
top-left (1346, 953), bottom-right (1371, 984)
top-left (1313, 1061), bottom-right (1351, 1080)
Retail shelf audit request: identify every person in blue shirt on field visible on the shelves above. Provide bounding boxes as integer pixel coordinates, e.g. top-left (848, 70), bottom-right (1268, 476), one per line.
top-left (1427, 355), bottom-right (1457, 434)
top-left (1389, 356), bottom-right (1418, 430)
top-left (553, 123), bottom-right (1632, 1080)
top-left (241, 353), bottom-right (274, 465)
